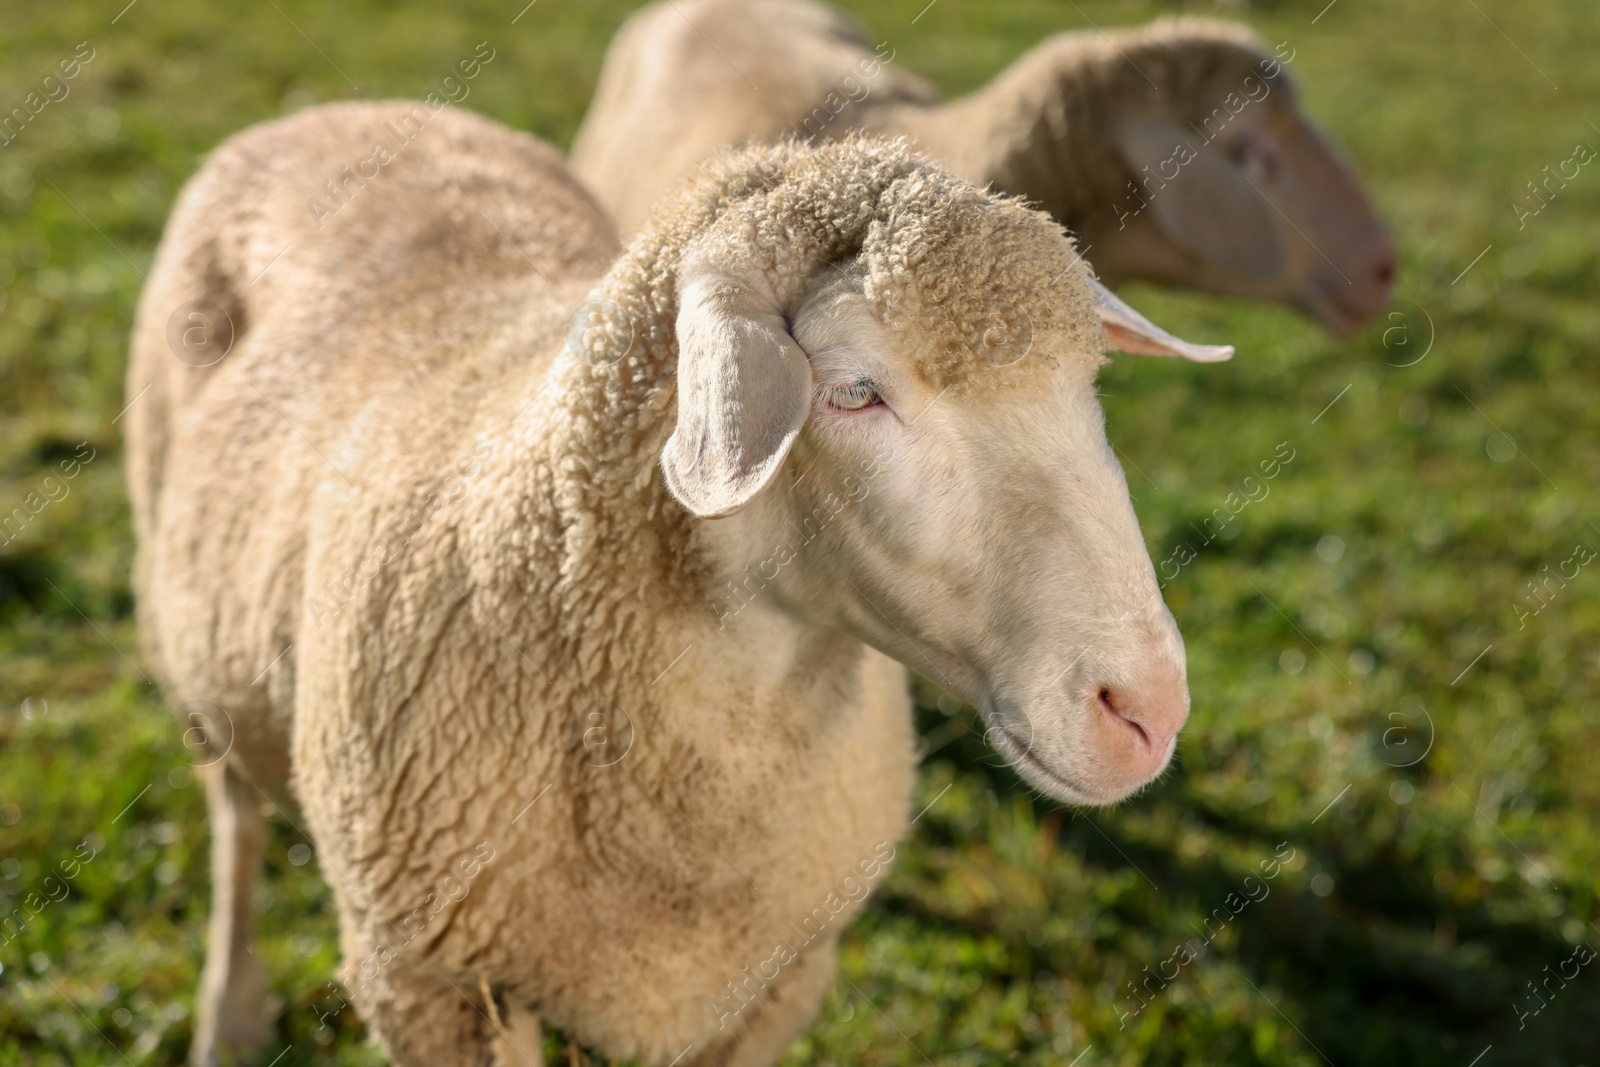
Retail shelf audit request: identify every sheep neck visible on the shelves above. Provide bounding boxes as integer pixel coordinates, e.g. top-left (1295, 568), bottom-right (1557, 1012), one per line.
top-left (478, 228), bottom-right (870, 752)
top-left (866, 37), bottom-right (1133, 239)
top-left (488, 296), bottom-right (691, 687)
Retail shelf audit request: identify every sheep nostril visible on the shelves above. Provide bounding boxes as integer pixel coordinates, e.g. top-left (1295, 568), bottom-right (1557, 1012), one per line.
top-left (1100, 684), bottom-right (1152, 751)
top-left (1373, 254), bottom-right (1396, 289)
top-left (1095, 674), bottom-right (1189, 756)
top-left (1097, 685), bottom-right (1149, 746)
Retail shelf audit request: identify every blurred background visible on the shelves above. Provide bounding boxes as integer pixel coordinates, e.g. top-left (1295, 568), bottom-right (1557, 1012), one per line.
top-left (1, 0), bottom-right (1597, 1064)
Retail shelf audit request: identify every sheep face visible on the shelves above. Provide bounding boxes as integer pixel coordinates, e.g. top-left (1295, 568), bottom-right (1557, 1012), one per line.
top-left (1089, 37), bottom-right (1396, 336)
top-left (1228, 104), bottom-right (1397, 336)
top-left (692, 270), bottom-right (1190, 806)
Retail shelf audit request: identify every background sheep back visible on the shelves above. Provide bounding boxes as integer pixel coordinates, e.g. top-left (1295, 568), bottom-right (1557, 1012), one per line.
top-left (1, 0), bottom-right (1598, 1065)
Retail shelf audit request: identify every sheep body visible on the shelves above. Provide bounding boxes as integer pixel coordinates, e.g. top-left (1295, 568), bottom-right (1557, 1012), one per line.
top-left (571, 0), bottom-right (1394, 331)
top-left (127, 101), bottom-right (615, 802)
top-left (133, 102), bottom-right (1125, 1064)
top-left (576, 0), bottom-right (1273, 239)
top-left (570, 0), bottom-right (1278, 234)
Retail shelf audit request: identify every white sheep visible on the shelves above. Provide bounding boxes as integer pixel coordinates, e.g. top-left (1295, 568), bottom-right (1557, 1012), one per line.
top-left (128, 102), bottom-right (1228, 1067)
top-left (570, 0), bottom-right (1396, 335)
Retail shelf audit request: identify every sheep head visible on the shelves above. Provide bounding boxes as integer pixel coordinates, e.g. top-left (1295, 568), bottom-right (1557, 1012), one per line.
top-left (1034, 19), bottom-right (1396, 337)
top-left (660, 138), bottom-right (1227, 804)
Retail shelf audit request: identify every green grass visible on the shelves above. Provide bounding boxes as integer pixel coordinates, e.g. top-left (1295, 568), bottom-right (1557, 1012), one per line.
top-left (3, 0), bottom-right (1599, 1064)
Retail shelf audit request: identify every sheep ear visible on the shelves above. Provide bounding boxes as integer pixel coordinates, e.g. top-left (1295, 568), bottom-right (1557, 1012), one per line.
top-left (661, 274), bottom-right (812, 518)
top-left (1114, 117), bottom-right (1286, 280)
top-left (1089, 276), bottom-right (1234, 363)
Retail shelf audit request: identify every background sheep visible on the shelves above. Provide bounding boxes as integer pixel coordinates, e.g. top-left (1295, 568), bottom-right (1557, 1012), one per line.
top-left (570, 0), bottom-right (1396, 335)
top-left (128, 101), bottom-right (1229, 1066)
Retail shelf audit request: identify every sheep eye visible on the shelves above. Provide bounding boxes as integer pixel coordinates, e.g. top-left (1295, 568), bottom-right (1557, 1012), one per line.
top-left (1226, 132), bottom-right (1279, 180)
top-left (822, 379), bottom-right (882, 411)
top-left (1224, 132), bottom-right (1255, 165)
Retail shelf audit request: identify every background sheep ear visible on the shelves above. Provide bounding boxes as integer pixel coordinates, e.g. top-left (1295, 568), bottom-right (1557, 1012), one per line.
top-left (1115, 117), bottom-right (1286, 280)
top-left (1089, 275), bottom-right (1234, 363)
top-left (661, 274), bottom-right (813, 518)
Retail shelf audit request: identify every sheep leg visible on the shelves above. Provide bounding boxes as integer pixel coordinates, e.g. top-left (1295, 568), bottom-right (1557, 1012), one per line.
top-left (686, 939), bottom-right (839, 1067)
top-left (488, 999), bottom-right (545, 1067)
top-left (191, 761), bottom-right (273, 1066)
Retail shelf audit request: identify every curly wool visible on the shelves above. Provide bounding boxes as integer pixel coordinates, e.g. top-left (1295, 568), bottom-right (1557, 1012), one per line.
top-left (561, 134), bottom-right (1102, 444)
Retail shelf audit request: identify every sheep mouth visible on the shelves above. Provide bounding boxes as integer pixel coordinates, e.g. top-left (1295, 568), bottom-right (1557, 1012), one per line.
top-left (979, 702), bottom-right (1126, 806)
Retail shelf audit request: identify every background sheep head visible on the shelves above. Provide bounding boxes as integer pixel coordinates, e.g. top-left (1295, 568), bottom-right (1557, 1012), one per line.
top-left (661, 139), bottom-right (1226, 804)
top-left (1023, 18), bottom-right (1396, 337)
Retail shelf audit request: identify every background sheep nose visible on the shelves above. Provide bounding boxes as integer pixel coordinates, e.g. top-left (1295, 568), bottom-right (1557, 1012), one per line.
top-left (1369, 244), bottom-right (1395, 289)
top-left (1095, 672), bottom-right (1190, 770)
top-left (1372, 250), bottom-right (1397, 289)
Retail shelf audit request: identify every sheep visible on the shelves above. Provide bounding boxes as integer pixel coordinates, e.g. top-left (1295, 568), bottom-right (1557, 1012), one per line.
top-left (128, 102), bottom-right (1231, 1067)
top-left (570, 0), bottom-right (1395, 335)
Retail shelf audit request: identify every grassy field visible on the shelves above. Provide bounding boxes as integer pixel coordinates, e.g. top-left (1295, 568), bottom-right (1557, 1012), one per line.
top-left (2, 0), bottom-right (1599, 1064)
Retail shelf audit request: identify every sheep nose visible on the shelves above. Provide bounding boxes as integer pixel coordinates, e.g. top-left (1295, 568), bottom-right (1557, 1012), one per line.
top-left (1372, 250), bottom-right (1396, 290)
top-left (1094, 669), bottom-right (1189, 774)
